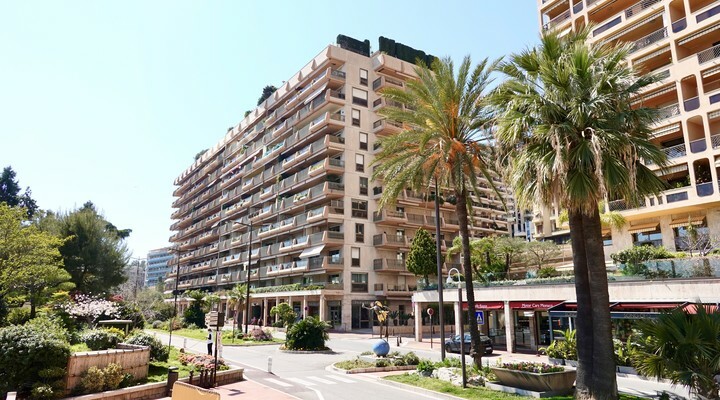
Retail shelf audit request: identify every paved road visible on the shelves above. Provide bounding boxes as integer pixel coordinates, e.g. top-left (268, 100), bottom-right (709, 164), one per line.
top-left (153, 330), bottom-right (690, 400)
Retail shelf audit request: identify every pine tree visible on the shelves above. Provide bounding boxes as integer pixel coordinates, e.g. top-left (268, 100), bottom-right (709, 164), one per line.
top-left (406, 228), bottom-right (437, 286)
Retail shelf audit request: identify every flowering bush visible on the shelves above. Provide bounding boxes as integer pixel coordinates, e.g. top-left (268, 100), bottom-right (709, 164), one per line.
top-left (178, 351), bottom-right (228, 371)
top-left (497, 361), bottom-right (565, 374)
top-left (57, 294), bottom-right (120, 326)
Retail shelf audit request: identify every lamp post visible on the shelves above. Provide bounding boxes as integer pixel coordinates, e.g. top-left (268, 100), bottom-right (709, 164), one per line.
top-left (434, 179), bottom-right (446, 361)
top-left (446, 267), bottom-right (466, 388)
top-left (231, 219), bottom-right (254, 335)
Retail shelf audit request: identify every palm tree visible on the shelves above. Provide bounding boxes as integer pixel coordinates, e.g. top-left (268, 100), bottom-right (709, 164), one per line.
top-left (491, 27), bottom-right (667, 399)
top-left (226, 284), bottom-right (247, 336)
top-left (371, 56), bottom-right (499, 367)
top-left (632, 304), bottom-right (720, 399)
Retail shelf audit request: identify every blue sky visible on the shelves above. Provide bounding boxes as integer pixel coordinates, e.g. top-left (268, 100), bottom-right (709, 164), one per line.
top-left (0, 1), bottom-right (540, 259)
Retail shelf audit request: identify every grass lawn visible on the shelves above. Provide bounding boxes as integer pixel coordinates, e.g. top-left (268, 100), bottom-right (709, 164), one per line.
top-left (146, 347), bottom-right (194, 383)
top-left (334, 359), bottom-right (375, 370)
top-left (148, 328), bottom-right (284, 346)
top-left (70, 343), bottom-right (91, 352)
top-left (384, 374), bottom-right (650, 400)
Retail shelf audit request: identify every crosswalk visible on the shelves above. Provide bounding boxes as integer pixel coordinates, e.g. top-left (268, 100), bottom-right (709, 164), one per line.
top-left (264, 374), bottom-right (359, 388)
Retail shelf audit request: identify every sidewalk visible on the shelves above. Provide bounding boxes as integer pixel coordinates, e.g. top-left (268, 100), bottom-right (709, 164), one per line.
top-left (157, 379), bottom-right (299, 400)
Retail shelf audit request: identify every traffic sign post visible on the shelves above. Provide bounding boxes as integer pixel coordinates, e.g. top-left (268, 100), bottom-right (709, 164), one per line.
top-left (427, 308), bottom-right (434, 349)
top-left (475, 311), bottom-right (485, 325)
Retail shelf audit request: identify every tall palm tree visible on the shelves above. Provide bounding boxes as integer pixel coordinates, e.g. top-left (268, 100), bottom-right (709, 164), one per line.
top-left (371, 56), bottom-right (499, 367)
top-left (226, 283), bottom-right (247, 335)
top-left (491, 27), bottom-right (667, 399)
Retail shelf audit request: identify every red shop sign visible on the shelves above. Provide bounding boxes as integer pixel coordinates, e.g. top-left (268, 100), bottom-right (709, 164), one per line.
top-left (461, 301), bottom-right (504, 311)
top-left (509, 301), bottom-right (562, 310)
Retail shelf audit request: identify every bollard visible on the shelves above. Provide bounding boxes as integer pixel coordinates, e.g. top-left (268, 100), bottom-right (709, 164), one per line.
top-left (396, 336), bottom-right (400, 347)
top-left (183, 338), bottom-right (187, 349)
top-left (268, 356), bottom-right (273, 374)
top-left (166, 366), bottom-right (179, 396)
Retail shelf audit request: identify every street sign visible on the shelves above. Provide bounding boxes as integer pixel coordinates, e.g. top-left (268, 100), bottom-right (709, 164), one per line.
top-left (475, 311), bottom-right (485, 325)
top-left (205, 311), bottom-right (225, 328)
top-left (427, 307), bottom-right (434, 316)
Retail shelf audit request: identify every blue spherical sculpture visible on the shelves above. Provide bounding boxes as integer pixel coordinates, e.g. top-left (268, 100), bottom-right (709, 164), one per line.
top-left (372, 340), bottom-right (390, 357)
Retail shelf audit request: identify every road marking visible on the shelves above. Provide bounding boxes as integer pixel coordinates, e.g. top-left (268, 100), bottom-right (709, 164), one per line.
top-left (264, 378), bottom-right (293, 387)
top-left (286, 377), bottom-right (317, 386)
top-left (325, 375), bottom-right (356, 383)
top-left (306, 376), bottom-right (336, 385)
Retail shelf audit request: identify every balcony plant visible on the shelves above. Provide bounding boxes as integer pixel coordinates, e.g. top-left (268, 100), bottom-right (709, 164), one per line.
top-left (490, 361), bottom-right (576, 394)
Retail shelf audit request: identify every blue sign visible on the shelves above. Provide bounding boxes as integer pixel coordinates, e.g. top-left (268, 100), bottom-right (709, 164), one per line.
top-left (475, 311), bottom-right (485, 325)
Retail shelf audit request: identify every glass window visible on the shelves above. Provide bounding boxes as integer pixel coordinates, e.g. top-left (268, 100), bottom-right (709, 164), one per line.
top-left (355, 154), bottom-right (364, 172)
top-left (351, 109), bottom-right (360, 127)
top-left (359, 177), bottom-right (368, 195)
top-left (359, 69), bottom-right (368, 86)
top-left (351, 273), bottom-right (368, 292)
top-left (352, 88), bottom-right (368, 107)
top-left (351, 247), bottom-right (360, 267)
top-left (359, 132), bottom-right (368, 150)
top-left (633, 228), bottom-right (662, 247)
top-left (355, 223), bottom-right (364, 243)
top-left (352, 199), bottom-right (368, 218)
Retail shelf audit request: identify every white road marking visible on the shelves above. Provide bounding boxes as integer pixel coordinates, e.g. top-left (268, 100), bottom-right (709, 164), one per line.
top-left (306, 376), bottom-right (336, 385)
top-left (325, 375), bottom-right (357, 383)
top-left (264, 378), bottom-right (293, 387)
top-left (286, 377), bottom-right (317, 386)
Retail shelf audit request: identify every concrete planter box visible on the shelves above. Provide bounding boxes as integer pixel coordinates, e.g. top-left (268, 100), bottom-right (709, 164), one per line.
top-left (547, 357), bottom-right (564, 366)
top-left (564, 359), bottom-right (578, 367)
top-left (616, 366), bottom-right (637, 375)
top-left (491, 367), bottom-right (576, 394)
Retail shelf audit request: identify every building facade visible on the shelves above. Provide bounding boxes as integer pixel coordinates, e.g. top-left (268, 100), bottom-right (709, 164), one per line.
top-left (167, 36), bottom-right (511, 331)
top-left (146, 247), bottom-right (173, 288)
top-left (536, 0), bottom-right (720, 255)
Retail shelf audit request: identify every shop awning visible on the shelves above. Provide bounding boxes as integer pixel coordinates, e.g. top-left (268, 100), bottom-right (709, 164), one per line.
top-left (669, 216), bottom-right (706, 228)
top-left (548, 302), bottom-right (578, 318)
top-left (462, 301), bottom-right (504, 311)
top-left (510, 301), bottom-right (562, 310)
top-left (627, 222), bottom-right (660, 234)
top-left (683, 304), bottom-right (719, 314)
top-left (299, 244), bottom-right (325, 259)
top-left (611, 302), bottom-right (687, 310)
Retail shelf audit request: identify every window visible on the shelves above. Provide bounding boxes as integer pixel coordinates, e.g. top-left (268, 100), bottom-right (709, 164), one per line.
top-left (359, 132), bottom-right (368, 150)
top-left (602, 233), bottom-right (613, 247)
top-left (352, 199), bottom-right (368, 218)
top-left (359, 177), bottom-right (368, 195)
top-left (359, 69), bottom-right (368, 86)
top-left (633, 228), bottom-right (662, 247)
top-left (351, 109), bottom-right (360, 127)
top-left (355, 223), bottom-right (365, 242)
top-left (351, 273), bottom-right (368, 292)
top-left (355, 154), bottom-right (364, 172)
top-left (351, 247), bottom-right (360, 267)
top-left (352, 88), bottom-right (368, 107)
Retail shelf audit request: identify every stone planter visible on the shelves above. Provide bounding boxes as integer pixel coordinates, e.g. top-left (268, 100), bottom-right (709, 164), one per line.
top-left (617, 365), bottom-right (637, 375)
top-left (547, 357), bottom-right (565, 366)
top-left (491, 367), bottom-right (576, 393)
top-left (564, 359), bottom-right (578, 367)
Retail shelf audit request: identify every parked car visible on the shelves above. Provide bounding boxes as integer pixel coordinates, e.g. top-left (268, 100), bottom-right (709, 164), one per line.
top-left (444, 333), bottom-right (493, 354)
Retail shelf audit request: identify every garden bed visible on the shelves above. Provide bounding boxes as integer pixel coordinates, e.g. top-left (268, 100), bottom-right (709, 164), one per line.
top-left (490, 363), bottom-right (576, 396)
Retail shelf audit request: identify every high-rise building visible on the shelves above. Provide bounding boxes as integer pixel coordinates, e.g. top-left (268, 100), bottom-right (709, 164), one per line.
top-left (146, 247), bottom-right (173, 287)
top-left (536, 0), bottom-right (720, 254)
top-left (167, 36), bottom-right (511, 331)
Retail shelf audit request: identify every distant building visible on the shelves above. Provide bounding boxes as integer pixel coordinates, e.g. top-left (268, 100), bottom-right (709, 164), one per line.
top-left (146, 247), bottom-right (173, 287)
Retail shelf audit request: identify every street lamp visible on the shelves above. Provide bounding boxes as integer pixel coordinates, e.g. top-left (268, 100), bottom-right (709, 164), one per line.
top-left (433, 179), bottom-right (446, 361)
top-left (446, 267), bottom-right (466, 388)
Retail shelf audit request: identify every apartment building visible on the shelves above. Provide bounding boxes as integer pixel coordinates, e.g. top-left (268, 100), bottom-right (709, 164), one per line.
top-left (166, 36), bottom-right (511, 331)
top-left (146, 247), bottom-right (173, 287)
top-left (536, 0), bottom-right (720, 255)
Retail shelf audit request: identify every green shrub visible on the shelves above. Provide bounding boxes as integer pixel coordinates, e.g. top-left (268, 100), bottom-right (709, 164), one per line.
top-left (79, 366), bottom-right (105, 394)
top-left (152, 320), bottom-right (163, 329)
top-left (7, 307), bottom-right (31, 325)
top-left (375, 359), bottom-right (389, 367)
top-left (436, 357), bottom-right (461, 368)
top-left (285, 317), bottom-right (330, 350)
top-left (392, 358), bottom-right (406, 366)
top-left (103, 363), bottom-right (124, 390)
top-left (81, 329), bottom-right (123, 350)
top-left (0, 323), bottom-right (70, 397)
top-left (116, 302), bottom-right (145, 329)
top-left (125, 332), bottom-right (169, 362)
top-left (416, 359), bottom-right (435, 374)
top-left (403, 352), bottom-right (420, 365)
top-left (611, 245), bottom-right (676, 276)
top-left (537, 266), bottom-right (560, 278)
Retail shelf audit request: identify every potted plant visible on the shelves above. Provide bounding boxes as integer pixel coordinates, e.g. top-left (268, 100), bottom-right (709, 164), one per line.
top-left (490, 361), bottom-right (576, 394)
top-left (555, 329), bottom-right (577, 367)
top-left (388, 311), bottom-right (399, 326)
top-left (614, 338), bottom-right (638, 374)
top-left (539, 340), bottom-right (565, 365)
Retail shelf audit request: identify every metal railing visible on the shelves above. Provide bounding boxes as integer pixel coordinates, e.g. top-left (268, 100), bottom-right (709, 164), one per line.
top-left (711, 134), bottom-right (720, 149)
top-left (684, 96), bottom-right (700, 112)
top-left (625, 0), bottom-right (661, 19)
top-left (689, 138), bottom-right (707, 153)
top-left (657, 103), bottom-right (680, 120)
top-left (698, 44), bottom-right (720, 64)
top-left (544, 9), bottom-right (571, 31)
top-left (696, 3), bottom-right (720, 23)
top-left (630, 27), bottom-right (667, 54)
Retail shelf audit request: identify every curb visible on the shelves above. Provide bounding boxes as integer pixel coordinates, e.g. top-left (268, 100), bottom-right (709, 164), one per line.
top-left (329, 364), bottom-right (417, 374)
top-left (373, 375), bottom-right (465, 400)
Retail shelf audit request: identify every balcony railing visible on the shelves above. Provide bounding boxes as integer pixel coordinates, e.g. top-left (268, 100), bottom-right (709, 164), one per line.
top-left (657, 103), bottom-right (680, 120)
top-left (696, 181), bottom-right (714, 197)
top-left (625, 0), bottom-right (661, 19)
top-left (711, 134), bottom-right (720, 149)
top-left (544, 9), bottom-right (571, 31)
top-left (696, 3), bottom-right (720, 23)
top-left (684, 96), bottom-right (700, 112)
top-left (689, 138), bottom-right (707, 153)
top-left (608, 199), bottom-right (628, 211)
top-left (573, 1), bottom-right (583, 13)
top-left (629, 27), bottom-right (667, 54)
top-left (698, 44), bottom-right (720, 64)
top-left (666, 190), bottom-right (689, 203)
top-left (671, 17), bottom-right (687, 33)
top-left (663, 143), bottom-right (686, 159)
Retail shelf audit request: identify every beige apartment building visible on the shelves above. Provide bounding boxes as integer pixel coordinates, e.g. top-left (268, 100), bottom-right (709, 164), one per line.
top-left (536, 0), bottom-right (720, 256)
top-left (166, 36), bottom-right (511, 331)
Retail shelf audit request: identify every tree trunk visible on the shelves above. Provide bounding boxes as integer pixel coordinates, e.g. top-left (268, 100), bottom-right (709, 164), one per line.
top-left (582, 207), bottom-right (618, 399)
top-left (568, 210), bottom-right (594, 397)
top-left (455, 188), bottom-right (482, 368)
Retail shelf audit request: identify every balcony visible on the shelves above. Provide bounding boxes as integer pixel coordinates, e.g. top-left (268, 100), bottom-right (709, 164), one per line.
top-left (308, 256), bottom-right (344, 272)
top-left (373, 258), bottom-right (407, 272)
top-left (698, 44), bottom-right (720, 64)
top-left (696, 3), bottom-right (720, 23)
top-left (543, 9), bottom-right (571, 31)
top-left (629, 27), bottom-right (668, 54)
top-left (372, 119), bottom-right (403, 136)
top-left (711, 133), bottom-right (720, 148)
top-left (697, 181), bottom-right (715, 196)
top-left (372, 76), bottom-right (404, 92)
top-left (373, 234), bottom-right (408, 248)
top-left (657, 103), bottom-right (680, 121)
top-left (689, 138), bottom-right (707, 153)
top-left (684, 96), bottom-right (700, 112)
top-left (672, 18), bottom-right (687, 33)
top-left (373, 210), bottom-right (407, 224)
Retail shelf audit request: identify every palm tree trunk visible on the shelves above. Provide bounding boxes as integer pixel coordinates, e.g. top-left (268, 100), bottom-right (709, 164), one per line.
top-left (582, 207), bottom-right (618, 399)
top-left (456, 188), bottom-right (482, 368)
top-left (568, 210), bottom-right (594, 397)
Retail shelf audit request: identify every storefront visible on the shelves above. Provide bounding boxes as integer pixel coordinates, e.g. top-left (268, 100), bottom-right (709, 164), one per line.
top-left (462, 301), bottom-right (505, 347)
top-left (509, 301), bottom-right (561, 351)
